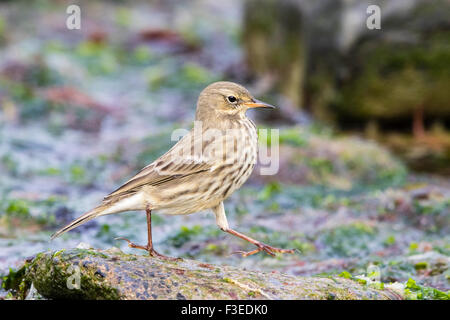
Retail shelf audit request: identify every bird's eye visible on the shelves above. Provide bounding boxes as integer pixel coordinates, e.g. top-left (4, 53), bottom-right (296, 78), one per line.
top-left (227, 96), bottom-right (237, 103)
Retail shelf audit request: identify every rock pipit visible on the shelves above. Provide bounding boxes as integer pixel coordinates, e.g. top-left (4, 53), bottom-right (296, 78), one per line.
top-left (52, 81), bottom-right (295, 260)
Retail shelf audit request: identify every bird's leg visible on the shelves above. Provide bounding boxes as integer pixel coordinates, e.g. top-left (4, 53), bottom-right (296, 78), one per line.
top-left (213, 202), bottom-right (295, 258)
top-left (115, 206), bottom-right (180, 261)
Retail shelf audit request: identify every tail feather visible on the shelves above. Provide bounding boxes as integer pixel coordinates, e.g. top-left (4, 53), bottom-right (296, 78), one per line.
top-left (51, 204), bottom-right (108, 240)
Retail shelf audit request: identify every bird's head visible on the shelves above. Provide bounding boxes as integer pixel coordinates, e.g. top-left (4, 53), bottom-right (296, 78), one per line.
top-left (195, 81), bottom-right (275, 124)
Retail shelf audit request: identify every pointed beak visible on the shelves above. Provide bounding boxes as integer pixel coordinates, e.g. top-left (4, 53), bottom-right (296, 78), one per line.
top-left (244, 99), bottom-right (277, 110)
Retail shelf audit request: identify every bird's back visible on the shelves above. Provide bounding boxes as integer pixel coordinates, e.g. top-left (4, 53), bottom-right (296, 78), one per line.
top-left (105, 117), bottom-right (258, 216)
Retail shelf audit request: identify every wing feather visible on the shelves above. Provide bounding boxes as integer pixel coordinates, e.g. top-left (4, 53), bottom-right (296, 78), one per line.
top-left (104, 130), bottom-right (219, 201)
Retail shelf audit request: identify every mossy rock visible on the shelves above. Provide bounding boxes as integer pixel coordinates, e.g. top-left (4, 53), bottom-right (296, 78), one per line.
top-left (329, 0), bottom-right (450, 126)
top-left (243, 0), bottom-right (450, 128)
top-left (335, 31), bottom-right (450, 124)
top-left (18, 248), bottom-right (402, 300)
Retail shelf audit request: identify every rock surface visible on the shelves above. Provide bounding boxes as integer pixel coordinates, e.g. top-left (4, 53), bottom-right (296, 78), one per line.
top-left (22, 248), bottom-right (402, 300)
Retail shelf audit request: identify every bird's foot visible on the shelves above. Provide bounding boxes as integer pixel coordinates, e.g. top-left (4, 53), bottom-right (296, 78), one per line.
top-left (114, 237), bottom-right (181, 261)
top-left (115, 237), bottom-right (148, 250)
top-left (149, 248), bottom-right (182, 262)
top-left (233, 242), bottom-right (296, 258)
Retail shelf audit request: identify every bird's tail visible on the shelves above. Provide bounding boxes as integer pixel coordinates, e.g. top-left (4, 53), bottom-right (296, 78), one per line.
top-left (51, 204), bottom-right (110, 240)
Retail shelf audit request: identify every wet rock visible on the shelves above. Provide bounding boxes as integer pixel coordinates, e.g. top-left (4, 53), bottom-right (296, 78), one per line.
top-left (21, 248), bottom-right (401, 300)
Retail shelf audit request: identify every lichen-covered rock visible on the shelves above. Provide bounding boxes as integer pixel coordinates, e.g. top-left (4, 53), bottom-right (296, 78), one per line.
top-left (243, 0), bottom-right (450, 128)
top-left (22, 248), bottom-right (401, 300)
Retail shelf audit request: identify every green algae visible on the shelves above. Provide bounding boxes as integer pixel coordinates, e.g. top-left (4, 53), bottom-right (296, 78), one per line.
top-left (17, 248), bottom-right (400, 300)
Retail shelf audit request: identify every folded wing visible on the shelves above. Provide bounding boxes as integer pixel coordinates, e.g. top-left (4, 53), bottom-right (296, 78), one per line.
top-left (103, 129), bottom-right (222, 201)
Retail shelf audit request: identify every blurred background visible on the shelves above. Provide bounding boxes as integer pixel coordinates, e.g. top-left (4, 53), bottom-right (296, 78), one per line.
top-left (0, 0), bottom-right (448, 299)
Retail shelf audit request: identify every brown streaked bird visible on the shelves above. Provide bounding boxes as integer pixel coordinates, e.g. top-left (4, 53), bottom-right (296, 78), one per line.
top-left (51, 81), bottom-right (295, 260)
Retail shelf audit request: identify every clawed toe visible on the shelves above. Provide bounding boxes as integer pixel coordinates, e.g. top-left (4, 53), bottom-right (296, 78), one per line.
top-left (115, 237), bottom-right (148, 250)
top-left (232, 242), bottom-right (296, 258)
top-left (115, 237), bottom-right (181, 261)
top-left (149, 248), bottom-right (182, 261)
